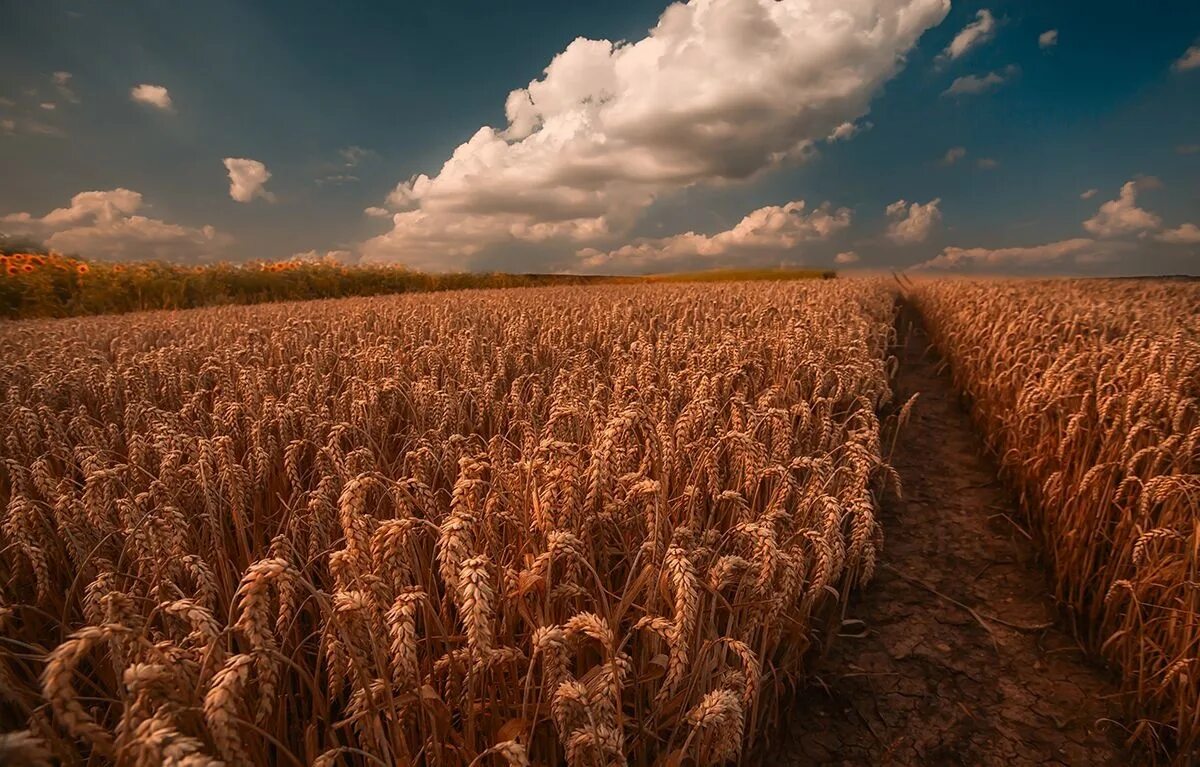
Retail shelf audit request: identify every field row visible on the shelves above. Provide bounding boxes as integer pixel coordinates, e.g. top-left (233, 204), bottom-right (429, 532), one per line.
top-left (912, 279), bottom-right (1200, 758)
top-left (0, 282), bottom-right (896, 765)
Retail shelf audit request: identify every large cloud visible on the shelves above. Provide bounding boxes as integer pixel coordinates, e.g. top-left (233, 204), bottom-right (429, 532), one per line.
top-left (1, 189), bottom-right (227, 261)
top-left (363, 0), bottom-right (950, 270)
top-left (223, 158), bottom-right (275, 203)
top-left (885, 198), bottom-right (942, 243)
top-left (1082, 180), bottom-right (1161, 238)
top-left (577, 199), bottom-right (850, 272)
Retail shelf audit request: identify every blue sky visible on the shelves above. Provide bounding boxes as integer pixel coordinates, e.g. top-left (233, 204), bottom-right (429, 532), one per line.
top-left (1, 0), bottom-right (1197, 274)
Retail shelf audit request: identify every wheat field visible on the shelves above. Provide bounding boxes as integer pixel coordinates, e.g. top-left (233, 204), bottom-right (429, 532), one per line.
top-left (0, 281), bottom-right (900, 766)
top-left (911, 279), bottom-right (1200, 757)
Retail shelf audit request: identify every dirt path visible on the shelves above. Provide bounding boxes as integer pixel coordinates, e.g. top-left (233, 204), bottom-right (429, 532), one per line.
top-left (768, 305), bottom-right (1128, 765)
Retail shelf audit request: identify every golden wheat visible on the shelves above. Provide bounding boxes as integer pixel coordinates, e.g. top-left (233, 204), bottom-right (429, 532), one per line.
top-left (911, 278), bottom-right (1200, 760)
top-left (0, 281), bottom-right (899, 765)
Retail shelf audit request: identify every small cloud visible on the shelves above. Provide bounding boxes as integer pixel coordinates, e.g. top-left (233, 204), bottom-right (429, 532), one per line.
top-left (940, 146), bottom-right (967, 165)
top-left (976, 157), bottom-right (998, 170)
top-left (1, 116), bottom-right (66, 138)
top-left (1173, 44), bottom-right (1200, 72)
top-left (943, 65), bottom-right (1019, 97)
top-left (1080, 188), bottom-right (1098, 200)
top-left (223, 158), bottom-right (275, 203)
top-left (24, 120), bottom-right (65, 137)
top-left (130, 84), bottom-right (173, 111)
top-left (916, 237), bottom-right (1129, 270)
top-left (0, 97), bottom-right (14, 107)
top-left (827, 121), bottom-right (871, 142)
top-left (886, 198), bottom-right (942, 244)
top-left (1082, 180), bottom-right (1161, 238)
top-left (51, 71), bottom-right (79, 103)
top-left (364, 206), bottom-right (391, 218)
top-left (938, 10), bottom-right (997, 63)
top-left (338, 146), bottom-right (373, 167)
top-left (315, 174), bottom-right (359, 186)
top-left (834, 250), bottom-right (860, 264)
top-left (1038, 30), bottom-right (1058, 49)
top-left (39, 102), bottom-right (56, 111)
top-left (1177, 144), bottom-right (1200, 155)
top-left (1155, 223), bottom-right (1200, 244)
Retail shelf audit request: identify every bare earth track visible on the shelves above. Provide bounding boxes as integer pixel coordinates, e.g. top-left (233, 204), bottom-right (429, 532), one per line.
top-left (768, 305), bottom-right (1129, 766)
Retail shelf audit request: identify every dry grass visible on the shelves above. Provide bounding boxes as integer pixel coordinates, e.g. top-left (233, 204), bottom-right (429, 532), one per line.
top-left (911, 278), bottom-right (1200, 760)
top-left (0, 280), bottom-right (897, 765)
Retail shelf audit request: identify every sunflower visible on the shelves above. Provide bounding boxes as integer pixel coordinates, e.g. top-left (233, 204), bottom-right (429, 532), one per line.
top-left (77, 263), bottom-right (90, 274)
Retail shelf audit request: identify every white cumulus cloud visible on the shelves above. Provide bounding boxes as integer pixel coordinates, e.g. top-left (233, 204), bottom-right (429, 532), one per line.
top-left (1, 189), bottom-right (226, 261)
top-left (835, 250), bottom-right (860, 264)
top-left (1082, 180), bottom-right (1162, 238)
top-left (223, 158), bottom-right (275, 203)
top-left (1038, 29), bottom-right (1058, 49)
top-left (362, 0), bottom-right (950, 270)
top-left (130, 84), bottom-right (173, 110)
top-left (938, 9), bottom-right (995, 62)
top-left (576, 199), bottom-right (850, 272)
top-left (364, 206), bottom-right (391, 218)
top-left (885, 198), bottom-right (942, 244)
